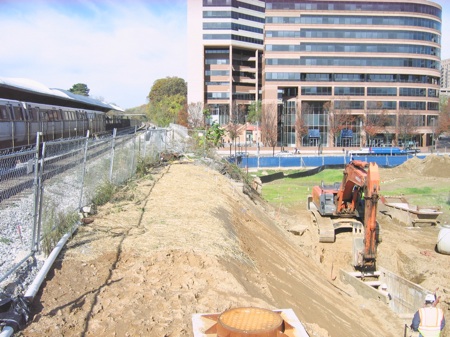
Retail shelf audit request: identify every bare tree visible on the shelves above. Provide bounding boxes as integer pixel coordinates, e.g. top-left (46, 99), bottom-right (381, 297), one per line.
top-left (324, 100), bottom-right (356, 147)
top-left (296, 102), bottom-right (310, 147)
top-left (231, 101), bottom-right (247, 124)
top-left (225, 122), bottom-right (240, 144)
top-left (438, 103), bottom-right (450, 135)
top-left (261, 102), bottom-right (278, 155)
top-left (363, 101), bottom-right (390, 147)
top-left (396, 108), bottom-right (419, 147)
top-left (187, 102), bottom-right (205, 129)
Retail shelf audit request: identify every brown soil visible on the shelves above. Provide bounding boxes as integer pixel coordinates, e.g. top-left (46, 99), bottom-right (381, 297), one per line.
top-left (18, 156), bottom-right (450, 337)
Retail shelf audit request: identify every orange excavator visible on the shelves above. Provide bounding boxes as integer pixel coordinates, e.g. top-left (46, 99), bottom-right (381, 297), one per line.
top-left (307, 160), bottom-right (380, 270)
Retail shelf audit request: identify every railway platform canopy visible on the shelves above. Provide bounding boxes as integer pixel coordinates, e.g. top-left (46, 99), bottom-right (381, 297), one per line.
top-left (0, 77), bottom-right (123, 112)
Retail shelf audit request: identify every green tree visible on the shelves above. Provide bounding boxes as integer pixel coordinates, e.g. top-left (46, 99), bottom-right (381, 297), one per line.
top-left (148, 77), bottom-right (186, 103)
top-left (247, 101), bottom-right (262, 123)
top-left (147, 77), bottom-right (187, 126)
top-left (69, 83), bottom-right (90, 96)
top-left (149, 94), bottom-right (186, 127)
top-left (206, 122), bottom-right (225, 148)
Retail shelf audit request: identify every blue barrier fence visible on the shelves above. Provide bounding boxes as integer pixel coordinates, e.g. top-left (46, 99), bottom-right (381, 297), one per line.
top-left (234, 154), bottom-right (425, 169)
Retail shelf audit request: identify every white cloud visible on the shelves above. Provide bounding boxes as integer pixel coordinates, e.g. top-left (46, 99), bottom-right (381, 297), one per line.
top-left (0, 0), bottom-right (187, 109)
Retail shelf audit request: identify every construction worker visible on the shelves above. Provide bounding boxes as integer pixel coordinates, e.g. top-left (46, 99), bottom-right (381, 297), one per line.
top-left (410, 294), bottom-right (445, 337)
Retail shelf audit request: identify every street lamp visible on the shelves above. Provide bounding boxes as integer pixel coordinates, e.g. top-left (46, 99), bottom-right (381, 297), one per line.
top-left (234, 136), bottom-right (240, 164)
top-left (431, 117), bottom-right (436, 152)
top-left (280, 120), bottom-right (284, 152)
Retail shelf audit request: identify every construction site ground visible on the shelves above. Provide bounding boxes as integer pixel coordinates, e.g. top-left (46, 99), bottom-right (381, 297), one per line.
top-left (18, 155), bottom-right (450, 337)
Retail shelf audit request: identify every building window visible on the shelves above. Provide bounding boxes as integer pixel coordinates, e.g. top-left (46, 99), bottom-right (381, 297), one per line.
top-left (335, 101), bottom-right (364, 109)
top-left (399, 101), bottom-right (426, 110)
top-left (367, 87), bottom-right (397, 96)
top-left (266, 59), bottom-right (301, 66)
top-left (265, 72), bottom-right (301, 81)
top-left (367, 101), bottom-right (397, 110)
top-left (301, 57), bottom-right (438, 69)
top-left (298, 29), bottom-right (440, 44)
top-left (302, 73), bottom-right (332, 81)
top-left (428, 89), bottom-right (438, 97)
top-left (334, 74), bottom-right (365, 82)
top-left (205, 70), bottom-right (230, 76)
top-left (298, 15), bottom-right (440, 31)
top-left (267, 2), bottom-right (441, 19)
top-left (367, 74), bottom-right (395, 82)
top-left (399, 88), bottom-right (426, 96)
top-left (207, 92), bottom-right (230, 99)
top-left (427, 102), bottom-right (439, 110)
top-left (266, 44), bottom-right (301, 52)
top-left (334, 87), bottom-right (365, 96)
top-left (301, 87), bottom-right (332, 95)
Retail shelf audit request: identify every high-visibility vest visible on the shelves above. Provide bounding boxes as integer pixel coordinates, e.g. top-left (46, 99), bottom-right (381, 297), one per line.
top-left (418, 307), bottom-right (444, 337)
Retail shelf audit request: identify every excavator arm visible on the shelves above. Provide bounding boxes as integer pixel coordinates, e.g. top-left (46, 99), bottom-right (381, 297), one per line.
top-left (336, 160), bottom-right (380, 269)
top-left (362, 162), bottom-right (380, 265)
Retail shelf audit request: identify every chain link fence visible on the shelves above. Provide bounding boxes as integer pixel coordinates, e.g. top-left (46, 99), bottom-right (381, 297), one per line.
top-left (0, 128), bottom-right (167, 294)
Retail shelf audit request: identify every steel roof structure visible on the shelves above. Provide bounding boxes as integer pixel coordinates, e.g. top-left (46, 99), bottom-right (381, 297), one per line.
top-left (0, 77), bottom-right (123, 112)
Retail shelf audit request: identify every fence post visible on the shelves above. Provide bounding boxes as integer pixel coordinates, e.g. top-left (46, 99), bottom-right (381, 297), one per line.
top-left (78, 131), bottom-right (90, 210)
top-left (35, 142), bottom-right (47, 253)
top-left (31, 133), bottom-right (42, 252)
top-left (131, 134), bottom-right (137, 178)
top-left (109, 128), bottom-right (117, 183)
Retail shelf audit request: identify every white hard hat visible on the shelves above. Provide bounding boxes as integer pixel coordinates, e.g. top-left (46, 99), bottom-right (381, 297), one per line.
top-left (425, 294), bottom-right (436, 303)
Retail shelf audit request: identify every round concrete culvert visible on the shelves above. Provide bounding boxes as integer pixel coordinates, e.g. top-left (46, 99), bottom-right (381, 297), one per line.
top-left (216, 307), bottom-right (283, 337)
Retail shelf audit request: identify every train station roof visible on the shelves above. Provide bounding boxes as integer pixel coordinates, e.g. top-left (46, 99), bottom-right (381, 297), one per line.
top-left (0, 77), bottom-right (124, 112)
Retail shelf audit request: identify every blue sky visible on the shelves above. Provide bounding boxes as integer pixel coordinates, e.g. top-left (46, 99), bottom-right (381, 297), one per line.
top-left (0, 0), bottom-right (187, 109)
top-left (0, 0), bottom-right (448, 109)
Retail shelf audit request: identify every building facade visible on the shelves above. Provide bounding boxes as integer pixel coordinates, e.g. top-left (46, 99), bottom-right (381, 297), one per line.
top-left (440, 58), bottom-right (450, 96)
top-left (188, 0), bottom-right (265, 129)
top-left (188, 0), bottom-right (442, 149)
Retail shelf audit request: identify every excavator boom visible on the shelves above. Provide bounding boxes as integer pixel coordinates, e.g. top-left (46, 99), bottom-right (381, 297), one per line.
top-left (362, 162), bottom-right (380, 263)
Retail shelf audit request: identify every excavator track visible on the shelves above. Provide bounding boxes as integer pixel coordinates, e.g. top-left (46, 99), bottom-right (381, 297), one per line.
top-left (309, 201), bottom-right (364, 243)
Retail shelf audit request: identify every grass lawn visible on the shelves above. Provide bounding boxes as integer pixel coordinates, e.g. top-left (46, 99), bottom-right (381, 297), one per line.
top-left (260, 169), bottom-right (344, 207)
top-left (258, 169), bottom-right (450, 223)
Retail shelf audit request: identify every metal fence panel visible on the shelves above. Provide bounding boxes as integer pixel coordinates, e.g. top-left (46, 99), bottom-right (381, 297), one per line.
top-left (0, 129), bottom-right (165, 289)
top-left (37, 138), bottom-right (88, 252)
top-left (0, 149), bottom-right (38, 284)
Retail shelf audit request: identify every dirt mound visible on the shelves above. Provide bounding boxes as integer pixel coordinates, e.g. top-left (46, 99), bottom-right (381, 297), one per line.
top-left (19, 162), bottom-right (450, 337)
top-left (391, 154), bottom-right (450, 178)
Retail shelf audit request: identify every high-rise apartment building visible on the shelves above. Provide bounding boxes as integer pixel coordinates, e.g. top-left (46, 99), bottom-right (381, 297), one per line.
top-left (188, 0), bottom-right (442, 148)
top-left (440, 58), bottom-right (450, 96)
top-left (188, 0), bottom-right (265, 126)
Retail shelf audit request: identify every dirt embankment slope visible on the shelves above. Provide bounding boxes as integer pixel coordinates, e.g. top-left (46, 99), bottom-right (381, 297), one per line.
top-left (20, 158), bottom-right (449, 337)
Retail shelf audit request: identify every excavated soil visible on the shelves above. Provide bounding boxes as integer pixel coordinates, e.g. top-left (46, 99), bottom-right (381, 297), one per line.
top-left (18, 156), bottom-right (450, 337)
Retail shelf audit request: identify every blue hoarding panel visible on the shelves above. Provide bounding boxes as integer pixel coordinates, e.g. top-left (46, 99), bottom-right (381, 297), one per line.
top-left (234, 154), bottom-right (423, 169)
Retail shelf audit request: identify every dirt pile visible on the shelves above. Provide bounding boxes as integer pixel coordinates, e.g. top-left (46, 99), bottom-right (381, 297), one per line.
top-left (18, 161), bottom-right (449, 337)
top-left (391, 154), bottom-right (450, 178)
top-left (22, 164), bottom-right (410, 337)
